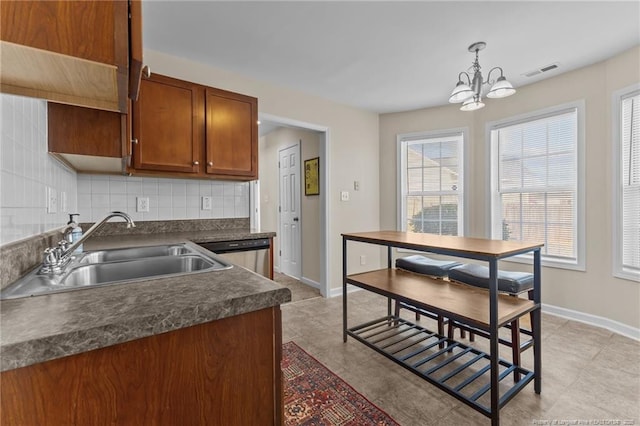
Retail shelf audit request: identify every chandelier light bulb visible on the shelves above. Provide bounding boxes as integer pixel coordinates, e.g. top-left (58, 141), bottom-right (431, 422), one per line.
top-left (487, 76), bottom-right (516, 99)
top-left (460, 97), bottom-right (485, 111)
top-left (449, 81), bottom-right (474, 103)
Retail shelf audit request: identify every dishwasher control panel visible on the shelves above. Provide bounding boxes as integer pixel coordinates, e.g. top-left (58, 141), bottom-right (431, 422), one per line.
top-left (198, 238), bottom-right (271, 254)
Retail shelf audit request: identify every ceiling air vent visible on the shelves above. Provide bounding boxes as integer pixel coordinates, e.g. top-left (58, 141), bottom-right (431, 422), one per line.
top-left (522, 62), bottom-right (559, 78)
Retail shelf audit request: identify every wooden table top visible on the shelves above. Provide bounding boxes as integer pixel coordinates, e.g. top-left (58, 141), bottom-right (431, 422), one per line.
top-left (342, 231), bottom-right (543, 259)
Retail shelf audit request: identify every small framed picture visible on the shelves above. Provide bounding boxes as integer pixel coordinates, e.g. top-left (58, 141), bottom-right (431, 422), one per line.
top-left (304, 157), bottom-right (319, 196)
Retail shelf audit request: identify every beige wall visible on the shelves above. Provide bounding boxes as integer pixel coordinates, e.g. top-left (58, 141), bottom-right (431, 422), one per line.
top-left (380, 46), bottom-right (640, 330)
top-left (145, 50), bottom-right (381, 293)
top-left (259, 127), bottom-right (321, 284)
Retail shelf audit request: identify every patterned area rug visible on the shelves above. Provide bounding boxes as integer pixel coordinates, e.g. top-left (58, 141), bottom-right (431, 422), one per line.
top-left (282, 341), bottom-right (400, 426)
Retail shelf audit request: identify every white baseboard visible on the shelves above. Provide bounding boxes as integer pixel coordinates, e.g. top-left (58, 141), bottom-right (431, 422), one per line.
top-left (329, 284), bottom-right (363, 298)
top-left (300, 276), bottom-right (320, 289)
top-left (542, 303), bottom-right (639, 341)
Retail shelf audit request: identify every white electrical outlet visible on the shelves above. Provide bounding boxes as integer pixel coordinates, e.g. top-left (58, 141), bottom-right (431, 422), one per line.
top-left (354, 181), bottom-right (360, 191)
top-left (360, 255), bottom-right (367, 265)
top-left (340, 191), bottom-right (350, 201)
top-left (136, 196), bottom-right (149, 212)
top-left (202, 196), bottom-right (212, 210)
top-left (46, 187), bottom-right (57, 214)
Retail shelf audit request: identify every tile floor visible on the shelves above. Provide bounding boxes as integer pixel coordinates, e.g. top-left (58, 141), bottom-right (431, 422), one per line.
top-left (273, 272), bottom-right (322, 303)
top-left (282, 290), bottom-right (640, 426)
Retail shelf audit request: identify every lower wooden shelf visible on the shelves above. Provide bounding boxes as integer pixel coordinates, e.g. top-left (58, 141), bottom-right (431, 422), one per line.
top-left (347, 316), bottom-right (534, 417)
top-left (346, 269), bottom-right (537, 330)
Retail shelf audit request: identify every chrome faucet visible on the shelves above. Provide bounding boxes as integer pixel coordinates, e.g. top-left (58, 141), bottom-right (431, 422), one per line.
top-left (41, 211), bottom-right (136, 274)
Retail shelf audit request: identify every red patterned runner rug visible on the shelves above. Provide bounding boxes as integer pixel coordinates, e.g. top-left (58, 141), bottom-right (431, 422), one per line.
top-left (282, 341), bottom-right (400, 426)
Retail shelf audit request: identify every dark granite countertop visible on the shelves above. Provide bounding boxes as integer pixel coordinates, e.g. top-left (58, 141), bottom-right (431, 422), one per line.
top-left (0, 226), bottom-right (289, 372)
top-left (82, 229), bottom-right (276, 250)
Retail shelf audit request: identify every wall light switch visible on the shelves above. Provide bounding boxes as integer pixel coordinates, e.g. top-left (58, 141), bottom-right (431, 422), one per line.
top-left (136, 197), bottom-right (149, 212)
top-left (340, 191), bottom-right (350, 202)
top-left (354, 181), bottom-right (360, 191)
top-left (202, 196), bottom-right (212, 210)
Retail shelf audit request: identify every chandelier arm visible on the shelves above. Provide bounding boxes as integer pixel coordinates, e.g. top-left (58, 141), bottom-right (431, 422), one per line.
top-left (458, 72), bottom-right (472, 85)
top-left (485, 67), bottom-right (505, 85)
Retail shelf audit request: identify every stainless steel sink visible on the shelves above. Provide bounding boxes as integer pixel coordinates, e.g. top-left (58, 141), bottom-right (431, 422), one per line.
top-left (0, 243), bottom-right (232, 300)
top-left (64, 255), bottom-right (218, 287)
top-left (78, 245), bottom-right (190, 264)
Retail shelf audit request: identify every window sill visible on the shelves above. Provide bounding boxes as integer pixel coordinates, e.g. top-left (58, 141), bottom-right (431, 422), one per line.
top-left (501, 255), bottom-right (586, 272)
top-left (613, 269), bottom-right (640, 283)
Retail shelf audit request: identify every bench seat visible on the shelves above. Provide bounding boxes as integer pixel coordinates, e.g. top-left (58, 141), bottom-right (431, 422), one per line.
top-left (448, 263), bottom-right (533, 295)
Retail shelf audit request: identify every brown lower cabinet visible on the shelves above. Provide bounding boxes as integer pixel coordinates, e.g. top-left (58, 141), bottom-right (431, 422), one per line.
top-left (0, 307), bottom-right (283, 425)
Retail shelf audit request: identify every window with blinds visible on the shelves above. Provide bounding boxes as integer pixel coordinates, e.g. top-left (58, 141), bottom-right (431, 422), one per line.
top-left (490, 106), bottom-right (582, 268)
top-left (616, 89), bottom-right (640, 279)
top-left (398, 131), bottom-right (464, 236)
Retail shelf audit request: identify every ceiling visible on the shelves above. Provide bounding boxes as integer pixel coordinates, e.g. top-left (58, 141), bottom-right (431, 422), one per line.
top-left (143, 1), bottom-right (640, 114)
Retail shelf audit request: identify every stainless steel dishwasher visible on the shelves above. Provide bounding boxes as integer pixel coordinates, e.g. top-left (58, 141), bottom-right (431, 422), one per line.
top-left (197, 238), bottom-right (271, 278)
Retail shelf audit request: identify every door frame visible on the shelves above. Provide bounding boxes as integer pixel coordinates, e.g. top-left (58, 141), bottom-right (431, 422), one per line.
top-left (257, 113), bottom-right (330, 298)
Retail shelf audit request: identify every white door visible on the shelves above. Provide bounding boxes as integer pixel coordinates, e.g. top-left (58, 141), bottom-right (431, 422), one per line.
top-left (279, 144), bottom-right (301, 279)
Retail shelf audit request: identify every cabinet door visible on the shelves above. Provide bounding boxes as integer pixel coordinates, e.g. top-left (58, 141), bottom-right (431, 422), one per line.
top-left (132, 74), bottom-right (202, 173)
top-left (1, 0), bottom-right (129, 112)
top-left (128, 0), bottom-right (144, 102)
top-left (0, 1), bottom-right (127, 65)
top-left (205, 88), bottom-right (258, 179)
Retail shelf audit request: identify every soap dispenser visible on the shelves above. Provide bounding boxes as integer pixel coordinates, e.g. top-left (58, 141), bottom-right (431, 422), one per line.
top-left (67, 214), bottom-right (83, 253)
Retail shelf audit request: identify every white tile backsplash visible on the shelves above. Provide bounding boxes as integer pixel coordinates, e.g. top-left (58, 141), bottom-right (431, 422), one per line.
top-left (76, 174), bottom-right (249, 223)
top-left (0, 93), bottom-right (250, 246)
top-left (0, 94), bottom-right (77, 245)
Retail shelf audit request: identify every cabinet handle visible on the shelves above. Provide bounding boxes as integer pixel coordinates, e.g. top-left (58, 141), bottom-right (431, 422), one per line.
top-left (208, 161), bottom-right (213, 166)
top-left (132, 138), bottom-right (138, 145)
top-left (142, 65), bottom-right (151, 78)
top-left (193, 161), bottom-right (199, 165)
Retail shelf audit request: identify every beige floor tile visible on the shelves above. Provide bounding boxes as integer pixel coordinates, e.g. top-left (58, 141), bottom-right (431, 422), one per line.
top-left (274, 272), bottom-right (321, 303)
top-left (282, 289), bottom-right (640, 425)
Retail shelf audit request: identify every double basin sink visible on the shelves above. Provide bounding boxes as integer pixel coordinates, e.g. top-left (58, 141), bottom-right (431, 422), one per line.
top-left (1, 243), bottom-right (232, 300)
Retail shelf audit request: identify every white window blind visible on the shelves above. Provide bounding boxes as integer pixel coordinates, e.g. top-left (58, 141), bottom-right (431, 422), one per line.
top-left (491, 108), bottom-right (579, 265)
top-left (398, 132), bottom-right (464, 236)
top-left (619, 91), bottom-right (640, 275)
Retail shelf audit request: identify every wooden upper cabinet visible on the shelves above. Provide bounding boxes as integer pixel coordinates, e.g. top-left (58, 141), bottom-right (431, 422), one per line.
top-left (132, 74), bottom-right (202, 173)
top-left (1, 1), bottom-right (126, 64)
top-left (47, 103), bottom-right (127, 173)
top-left (0, 0), bottom-right (141, 112)
top-left (205, 88), bottom-right (258, 178)
top-left (130, 74), bottom-right (259, 181)
top-left (48, 103), bottom-right (125, 158)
